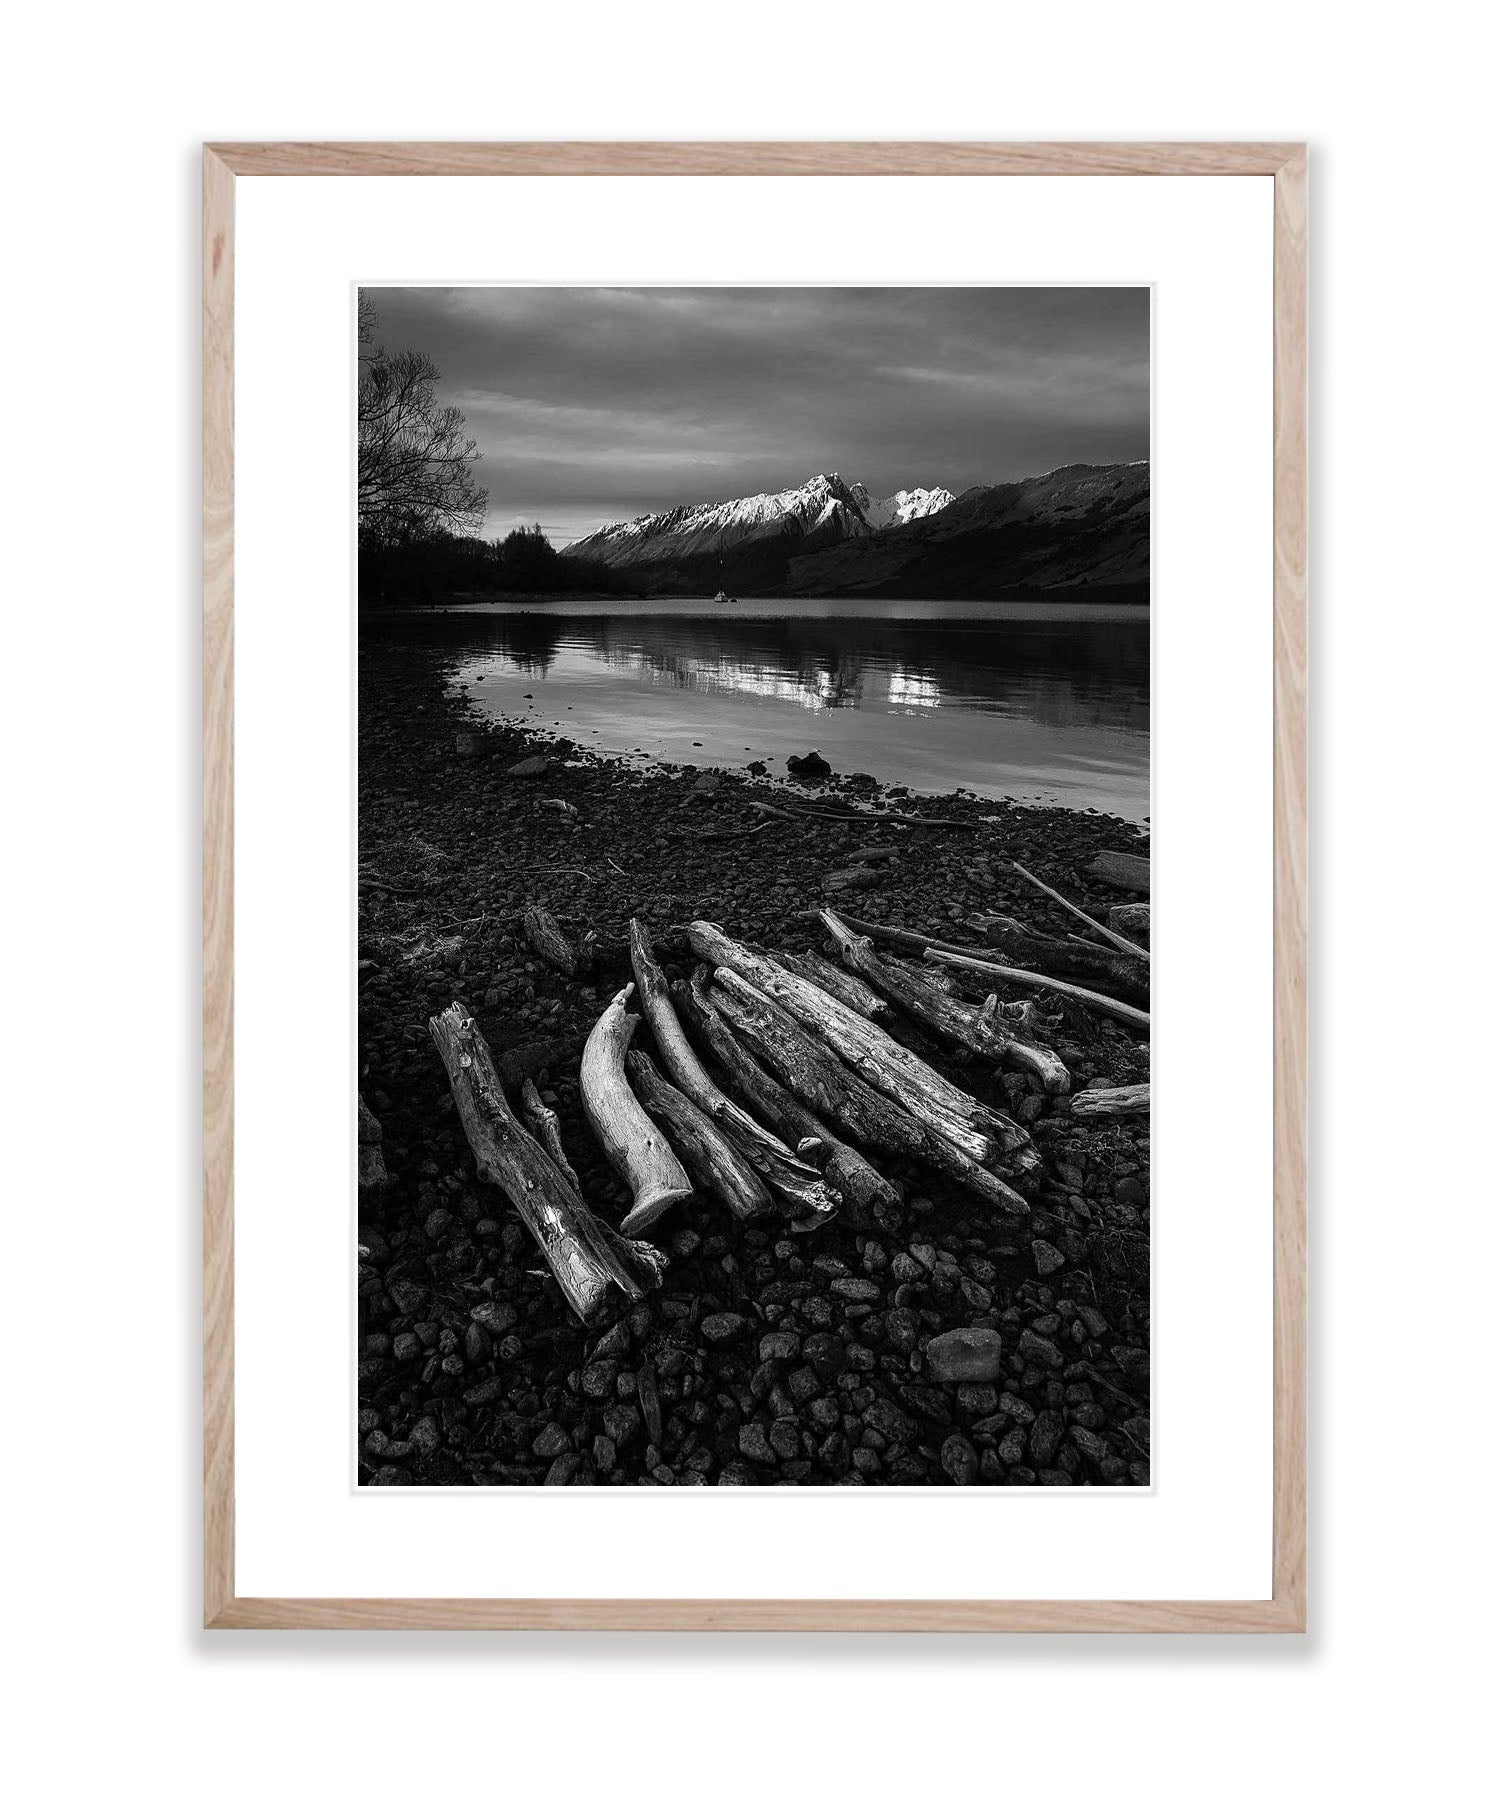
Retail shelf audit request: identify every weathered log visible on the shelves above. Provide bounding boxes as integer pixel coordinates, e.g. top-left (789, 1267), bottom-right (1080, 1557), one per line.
top-left (1070, 1083), bottom-right (1150, 1116)
top-left (677, 816), bottom-right (783, 842)
top-left (924, 947), bottom-right (1151, 1032)
top-left (1108, 903), bottom-right (1151, 947)
top-left (748, 799), bottom-right (976, 831)
top-left (523, 907), bottom-right (586, 978)
top-left (428, 1002), bottom-right (665, 1322)
top-left (822, 866), bottom-right (884, 894)
top-left (357, 1093), bottom-right (388, 1190)
top-left (627, 919), bottom-right (836, 1223)
top-left (580, 984), bottom-right (694, 1237)
top-left (1083, 849), bottom-right (1151, 893)
top-left (979, 914), bottom-right (1150, 1005)
top-left (625, 1050), bottom-right (775, 1222)
top-left (767, 948), bottom-right (892, 1022)
top-left (794, 909), bottom-right (985, 963)
top-left (675, 973), bottom-right (901, 1220)
top-left (820, 910), bottom-right (1071, 1095)
top-left (687, 921), bottom-right (1026, 1169)
top-left (1009, 861), bottom-right (1149, 963)
top-left (520, 1077), bottom-right (582, 1194)
top-left (707, 969), bottom-right (1031, 1219)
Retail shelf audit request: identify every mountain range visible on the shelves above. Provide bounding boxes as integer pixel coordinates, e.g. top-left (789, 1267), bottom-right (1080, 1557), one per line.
top-left (566, 462), bottom-right (1147, 600)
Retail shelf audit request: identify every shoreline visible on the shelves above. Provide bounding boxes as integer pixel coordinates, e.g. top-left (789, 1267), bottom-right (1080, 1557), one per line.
top-left (370, 584), bottom-right (1151, 612)
top-left (357, 648), bottom-right (1151, 1487)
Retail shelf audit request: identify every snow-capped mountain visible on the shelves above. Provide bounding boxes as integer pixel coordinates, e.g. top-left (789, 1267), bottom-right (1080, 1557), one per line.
top-left (560, 463), bottom-right (1145, 601)
top-left (568, 473), bottom-right (866, 570)
top-left (568, 472), bottom-right (956, 573)
top-left (849, 483), bottom-right (957, 530)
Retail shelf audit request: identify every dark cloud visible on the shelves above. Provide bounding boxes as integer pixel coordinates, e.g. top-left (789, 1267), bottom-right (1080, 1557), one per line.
top-left (361, 286), bottom-right (1148, 545)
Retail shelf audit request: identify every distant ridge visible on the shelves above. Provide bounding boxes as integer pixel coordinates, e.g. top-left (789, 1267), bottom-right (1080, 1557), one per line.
top-left (786, 462), bottom-right (1148, 600)
top-left (566, 462), bottom-right (1146, 600)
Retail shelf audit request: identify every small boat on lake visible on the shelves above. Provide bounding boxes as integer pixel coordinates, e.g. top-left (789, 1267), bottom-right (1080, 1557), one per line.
top-left (713, 542), bottom-right (736, 601)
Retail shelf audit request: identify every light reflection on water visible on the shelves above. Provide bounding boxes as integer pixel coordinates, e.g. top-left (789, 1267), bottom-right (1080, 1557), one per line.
top-left (366, 597), bottom-right (1149, 822)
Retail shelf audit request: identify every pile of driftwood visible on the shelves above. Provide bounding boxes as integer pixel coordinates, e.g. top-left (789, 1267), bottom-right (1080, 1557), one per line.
top-left (422, 870), bottom-right (1150, 1325)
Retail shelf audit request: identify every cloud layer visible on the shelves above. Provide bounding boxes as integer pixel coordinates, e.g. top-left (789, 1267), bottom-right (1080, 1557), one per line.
top-left (362, 286), bottom-right (1149, 545)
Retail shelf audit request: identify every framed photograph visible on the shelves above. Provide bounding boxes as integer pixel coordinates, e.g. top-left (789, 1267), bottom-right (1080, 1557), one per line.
top-left (204, 141), bottom-right (1306, 1630)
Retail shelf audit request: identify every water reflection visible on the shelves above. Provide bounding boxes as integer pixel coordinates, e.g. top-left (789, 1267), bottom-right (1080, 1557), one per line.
top-left (363, 598), bottom-right (1149, 820)
top-left (888, 671), bottom-right (941, 711)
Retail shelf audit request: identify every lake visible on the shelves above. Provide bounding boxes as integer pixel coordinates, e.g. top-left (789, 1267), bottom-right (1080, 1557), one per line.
top-left (365, 597), bottom-right (1150, 823)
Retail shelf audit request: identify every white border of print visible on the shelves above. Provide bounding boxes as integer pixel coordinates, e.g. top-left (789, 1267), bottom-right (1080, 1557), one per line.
top-left (234, 173), bottom-right (1270, 1600)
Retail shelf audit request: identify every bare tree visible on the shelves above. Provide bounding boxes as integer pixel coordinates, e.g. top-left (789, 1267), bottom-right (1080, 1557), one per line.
top-left (358, 298), bottom-right (486, 544)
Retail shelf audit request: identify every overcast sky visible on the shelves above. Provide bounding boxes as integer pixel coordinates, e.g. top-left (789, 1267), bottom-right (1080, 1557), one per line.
top-left (362, 286), bottom-right (1149, 546)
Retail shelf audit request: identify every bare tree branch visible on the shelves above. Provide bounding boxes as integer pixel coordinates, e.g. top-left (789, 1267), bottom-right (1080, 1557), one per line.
top-left (357, 300), bottom-right (487, 545)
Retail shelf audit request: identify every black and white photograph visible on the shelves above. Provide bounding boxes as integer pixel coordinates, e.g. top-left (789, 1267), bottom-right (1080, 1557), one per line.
top-left (356, 285), bottom-right (1151, 1488)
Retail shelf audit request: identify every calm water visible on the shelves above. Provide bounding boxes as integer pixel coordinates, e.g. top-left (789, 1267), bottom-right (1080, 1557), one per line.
top-left (366, 597), bottom-right (1150, 823)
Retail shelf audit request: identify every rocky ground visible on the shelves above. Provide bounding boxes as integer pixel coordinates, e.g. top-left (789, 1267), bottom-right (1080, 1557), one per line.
top-left (357, 647), bottom-right (1151, 1487)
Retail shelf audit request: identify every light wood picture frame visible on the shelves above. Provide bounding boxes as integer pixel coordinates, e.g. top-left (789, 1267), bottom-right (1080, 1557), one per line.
top-left (203, 140), bottom-right (1307, 1631)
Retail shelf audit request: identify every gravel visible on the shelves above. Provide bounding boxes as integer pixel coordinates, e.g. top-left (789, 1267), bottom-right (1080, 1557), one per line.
top-left (355, 648), bottom-right (1151, 1489)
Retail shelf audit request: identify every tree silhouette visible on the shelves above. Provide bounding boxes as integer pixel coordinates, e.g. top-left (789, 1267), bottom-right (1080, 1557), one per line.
top-left (358, 298), bottom-right (486, 546)
top-left (495, 523), bottom-right (562, 589)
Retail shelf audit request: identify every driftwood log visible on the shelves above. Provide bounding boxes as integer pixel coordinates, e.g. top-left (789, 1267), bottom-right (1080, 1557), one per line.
top-left (687, 920), bottom-right (1032, 1173)
top-left (429, 1002), bottom-right (665, 1322)
top-left (676, 973), bottom-right (902, 1221)
top-left (707, 969), bottom-right (1030, 1219)
top-left (1009, 861), bottom-right (1149, 962)
top-left (522, 906), bottom-right (590, 978)
top-left (520, 1078), bottom-right (581, 1194)
top-left (625, 1049), bottom-right (775, 1222)
top-left (822, 867), bottom-right (884, 894)
top-left (767, 948), bottom-right (892, 1022)
top-left (580, 985), bottom-right (693, 1236)
top-left (748, 799), bottom-right (977, 831)
top-left (924, 947), bottom-right (1151, 1032)
top-left (1083, 850), bottom-right (1151, 893)
top-left (628, 919), bottom-right (836, 1223)
top-left (979, 913), bottom-right (1150, 1006)
top-left (820, 910), bottom-right (1071, 1095)
top-left (1070, 1083), bottom-right (1150, 1116)
top-left (799, 914), bottom-right (980, 961)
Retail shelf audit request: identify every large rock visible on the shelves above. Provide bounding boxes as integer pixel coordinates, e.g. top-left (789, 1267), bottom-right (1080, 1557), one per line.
top-left (1018, 1327), bottom-right (1065, 1371)
top-left (1107, 902), bottom-right (1151, 947)
top-left (507, 755), bottom-right (554, 778)
top-left (925, 1328), bottom-right (1004, 1384)
top-left (801, 1332), bottom-right (847, 1381)
top-left (531, 1422), bottom-right (571, 1459)
top-left (861, 1398), bottom-right (919, 1445)
top-left (940, 1433), bottom-right (980, 1485)
top-left (738, 1423), bottom-right (777, 1466)
top-left (1032, 1239), bottom-right (1067, 1276)
top-left (357, 1094), bottom-right (387, 1190)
